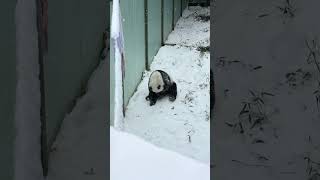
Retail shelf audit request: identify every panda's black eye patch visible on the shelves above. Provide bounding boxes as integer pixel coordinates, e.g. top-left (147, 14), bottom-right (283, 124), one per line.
top-left (157, 85), bottom-right (161, 89)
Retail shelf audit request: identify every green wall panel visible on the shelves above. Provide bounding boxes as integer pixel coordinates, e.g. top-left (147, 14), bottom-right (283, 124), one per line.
top-left (0, 1), bottom-right (15, 179)
top-left (120, 0), bottom-right (146, 106)
top-left (182, 0), bottom-right (188, 12)
top-left (110, 0), bottom-right (186, 125)
top-left (45, 0), bottom-right (108, 147)
top-left (174, 0), bottom-right (182, 26)
top-left (163, 0), bottom-right (173, 42)
top-left (147, 0), bottom-right (162, 67)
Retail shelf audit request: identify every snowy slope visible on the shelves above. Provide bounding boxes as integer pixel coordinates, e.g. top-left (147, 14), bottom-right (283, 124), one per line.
top-left (212, 0), bottom-right (320, 179)
top-left (123, 6), bottom-right (210, 164)
top-left (111, 127), bottom-right (210, 180)
top-left (46, 59), bottom-right (108, 180)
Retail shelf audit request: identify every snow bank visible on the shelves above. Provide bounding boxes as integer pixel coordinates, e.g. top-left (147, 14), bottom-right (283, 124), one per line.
top-left (111, 127), bottom-right (210, 180)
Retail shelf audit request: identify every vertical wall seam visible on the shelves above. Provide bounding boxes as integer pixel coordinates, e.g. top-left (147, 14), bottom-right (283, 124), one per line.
top-left (144, 0), bottom-right (149, 70)
top-left (35, 0), bottom-right (48, 176)
top-left (161, 0), bottom-right (164, 45)
top-left (180, 0), bottom-right (183, 16)
top-left (172, 0), bottom-right (174, 30)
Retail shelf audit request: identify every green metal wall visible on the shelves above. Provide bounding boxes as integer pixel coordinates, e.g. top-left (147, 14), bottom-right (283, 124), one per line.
top-left (45, 0), bottom-right (108, 148)
top-left (120, 0), bottom-right (146, 106)
top-left (163, 0), bottom-right (173, 42)
top-left (182, 0), bottom-right (188, 11)
top-left (0, 1), bottom-right (16, 179)
top-left (110, 0), bottom-right (186, 125)
top-left (147, 0), bottom-right (162, 67)
top-left (174, 0), bottom-right (182, 26)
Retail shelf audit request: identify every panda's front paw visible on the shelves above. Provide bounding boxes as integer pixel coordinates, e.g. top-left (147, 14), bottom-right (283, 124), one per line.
top-left (150, 101), bottom-right (156, 106)
top-left (169, 96), bottom-right (176, 102)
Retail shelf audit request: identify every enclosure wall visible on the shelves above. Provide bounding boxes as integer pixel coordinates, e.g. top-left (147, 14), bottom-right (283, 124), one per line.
top-left (120, 0), bottom-right (146, 107)
top-left (162, 0), bottom-right (173, 42)
top-left (147, 0), bottom-right (162, 67)
top-left (110, 0), bottom-right (187, 125)
top-left (174, 0), bottom-right (182, 26)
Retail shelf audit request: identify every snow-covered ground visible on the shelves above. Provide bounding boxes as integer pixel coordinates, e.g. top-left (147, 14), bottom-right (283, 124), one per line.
top-left (111, 127), bottom-right (209, 180)
top-left (212, 0), bottom-right (320, 179)
top-left (46, 59), bottom-right (108, 180)
top-left (123, 6), bottom-right (210, 164)
top-left (166, 6), bottom-right (210, 47)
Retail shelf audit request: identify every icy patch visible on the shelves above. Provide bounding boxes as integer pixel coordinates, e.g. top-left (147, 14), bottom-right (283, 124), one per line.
top-left (111, 127), bottom-right (210, 180)
top-left (165, 6), bottom-right (210, 47)
top-left (124, 45), bottom-right (210, 163)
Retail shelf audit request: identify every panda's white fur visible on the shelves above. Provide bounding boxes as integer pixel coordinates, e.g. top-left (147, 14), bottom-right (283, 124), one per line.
top-left (149, 71), bottom-right (165, 93)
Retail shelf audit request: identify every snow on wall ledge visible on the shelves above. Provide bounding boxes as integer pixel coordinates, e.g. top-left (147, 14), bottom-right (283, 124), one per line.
top-left (111, 127), bottom-right (210, 180)
top-left (14, 0), bottom-right (44, 179)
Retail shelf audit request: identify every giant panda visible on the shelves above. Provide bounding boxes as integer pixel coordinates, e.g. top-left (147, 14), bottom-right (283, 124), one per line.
top-left (145, 70), bottom-right (177, 106)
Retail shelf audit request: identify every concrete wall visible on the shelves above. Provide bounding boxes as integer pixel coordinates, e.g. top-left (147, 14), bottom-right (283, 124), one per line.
top-left (0, 1), bottom-right (16, 179)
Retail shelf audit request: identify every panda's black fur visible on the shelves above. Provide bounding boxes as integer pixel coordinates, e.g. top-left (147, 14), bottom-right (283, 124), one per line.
top-left (146, 70), bottom-right (177, 106)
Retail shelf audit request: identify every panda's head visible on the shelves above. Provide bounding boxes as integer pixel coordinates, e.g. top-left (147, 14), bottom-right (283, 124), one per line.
top-left (148, 71), bottom-right (165, 93)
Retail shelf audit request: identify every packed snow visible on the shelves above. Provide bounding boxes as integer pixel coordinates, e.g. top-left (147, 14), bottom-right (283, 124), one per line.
top-left (166, 6), bottom-right (210, 47)
top-left (110, 127), bottom-right (210, 180)
top-left (123, 6), bottom-right (210, 164)
top-left (212, 0), bottom-right (320, 179)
